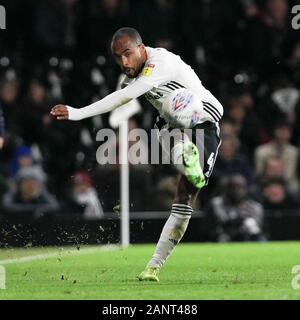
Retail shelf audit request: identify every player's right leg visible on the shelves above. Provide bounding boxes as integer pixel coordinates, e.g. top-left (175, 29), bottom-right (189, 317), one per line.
top-left (172, 121), bottom-right (222, 190)
top-left (138, 121), bottom-right (221, 282)
top-left (175, 140), bottom-right (206, 189)
top-left (158, 124), bottom-right (206, 189)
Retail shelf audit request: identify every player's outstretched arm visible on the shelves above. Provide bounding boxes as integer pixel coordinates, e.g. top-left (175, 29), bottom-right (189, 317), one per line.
top-left (50, 81), bottom-right (152, 121)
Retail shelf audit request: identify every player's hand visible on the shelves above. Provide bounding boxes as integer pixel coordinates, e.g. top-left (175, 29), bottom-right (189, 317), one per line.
top-left (50, 104), bottom-right (69, 120)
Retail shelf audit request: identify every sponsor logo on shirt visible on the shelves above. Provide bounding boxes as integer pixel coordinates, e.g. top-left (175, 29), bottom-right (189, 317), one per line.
top-left (172, 92), bottom-right (192, 112)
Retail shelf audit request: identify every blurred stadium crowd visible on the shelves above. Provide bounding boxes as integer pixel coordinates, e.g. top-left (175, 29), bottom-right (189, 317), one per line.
top-left (0, 0), bottom-right (300, 241)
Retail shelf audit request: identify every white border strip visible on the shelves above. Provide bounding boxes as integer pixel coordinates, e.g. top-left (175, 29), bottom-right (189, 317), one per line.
top-left (0, 245), bottom-right (118, 265)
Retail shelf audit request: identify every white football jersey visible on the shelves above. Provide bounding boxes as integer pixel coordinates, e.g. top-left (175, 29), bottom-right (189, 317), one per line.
top-left (121, 46), bottom-right (224, 124)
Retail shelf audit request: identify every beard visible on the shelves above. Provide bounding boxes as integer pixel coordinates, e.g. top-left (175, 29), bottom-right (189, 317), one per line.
top-left (123, 63), bottom-right (144, 78)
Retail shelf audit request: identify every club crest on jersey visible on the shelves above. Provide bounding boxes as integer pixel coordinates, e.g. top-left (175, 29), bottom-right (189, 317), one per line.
top-left (172, 92), bottom-right (192, 113)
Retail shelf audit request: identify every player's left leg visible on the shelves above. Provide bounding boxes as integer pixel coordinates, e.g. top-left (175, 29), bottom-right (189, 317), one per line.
top-left (138, 175), bottom-right (199, 282)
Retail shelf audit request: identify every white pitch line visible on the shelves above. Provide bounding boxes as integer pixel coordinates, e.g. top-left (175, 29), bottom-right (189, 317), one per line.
top-left (0, 245), bottom-right (119, 265)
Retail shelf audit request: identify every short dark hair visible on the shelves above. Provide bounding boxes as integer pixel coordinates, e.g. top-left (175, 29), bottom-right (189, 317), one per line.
top-left (261, 177), bottom-right (286, 189)
top-left (111, 27), bottom-right (142, 46)
top-left (274, 119), bottom-right (291, 131)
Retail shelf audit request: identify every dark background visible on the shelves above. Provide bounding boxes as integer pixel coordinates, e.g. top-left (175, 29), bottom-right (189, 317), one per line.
top-left (0, 0), bottom-right (300, 245)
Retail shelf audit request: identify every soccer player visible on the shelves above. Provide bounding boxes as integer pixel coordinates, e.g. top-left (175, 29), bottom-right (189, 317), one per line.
top-left (51, 27), bottom-right (223, 282)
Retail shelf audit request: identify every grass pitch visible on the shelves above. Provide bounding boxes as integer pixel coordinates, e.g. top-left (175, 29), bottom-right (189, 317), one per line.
top-left (0, 242), bottom-right (300, 300)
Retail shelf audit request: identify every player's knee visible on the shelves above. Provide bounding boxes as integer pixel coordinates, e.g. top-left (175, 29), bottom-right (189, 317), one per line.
top-left (174, 195), bottom-right (189, 205)
top-left (173, 193), bottom-right (196, 206)
top-left (175, 174), bottom-right (200, 205)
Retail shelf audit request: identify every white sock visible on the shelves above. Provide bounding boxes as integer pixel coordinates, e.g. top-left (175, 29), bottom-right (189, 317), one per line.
top-left (147, 203), bottom-right (193, 269)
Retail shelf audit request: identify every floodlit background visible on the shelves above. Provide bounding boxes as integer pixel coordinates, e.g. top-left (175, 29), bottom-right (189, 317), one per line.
top-left (0, 0), bottom-right (300, 246)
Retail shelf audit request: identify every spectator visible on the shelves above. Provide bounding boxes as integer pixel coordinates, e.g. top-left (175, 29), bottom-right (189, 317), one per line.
top-left (254, 120), bottom-right (299, 190)
top-left (261, 177), bottom-right (300, 212)
top-left (34, 0), bottom-right (80, 57)
top-left (241, 0), bottom-right (260, 19)
top-left (19, 80), bottom-right (52, 145)
top-left (131, 0), bottom-right (177, 51)
top-left (0, 172), bottom-right (8, 206)
top-left (226, 91), bottom-right (264, 157)
top-left (0, 78), bottom-right (20, 133)
top-left (9, 145), bottom-right (46, 181)
top-left (251, 155), bottom-right (300, 199)
top-left (62, 170), bottom-right (104, 219)
top-left (286, 41), bottom-right (300, 89)
top-left (212, 125), bottom-right (255, 185)
top-left (206, 175), bottom-right (265, 242)
top-left (245, 0), bottom-right (291, 76)
top-left (261, 155), bottom-right (285, 180)
top-left (0, 78), bottom-right (21, 163)
top-left (88, 0), bottom-right (129, 55)
top-left (287, 41), bottom-right (300, 70)
top-left (2, 166), bottom-right (59, 218)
